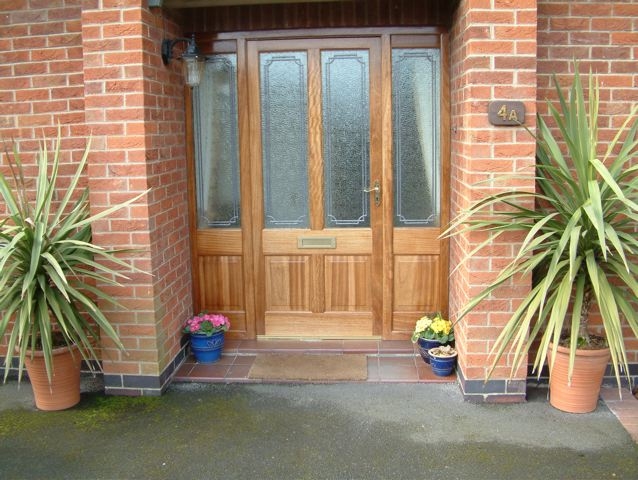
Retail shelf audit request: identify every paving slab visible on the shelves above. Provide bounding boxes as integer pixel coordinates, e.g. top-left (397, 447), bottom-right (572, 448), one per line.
top-left (0, 380), bottom-right (637, 479)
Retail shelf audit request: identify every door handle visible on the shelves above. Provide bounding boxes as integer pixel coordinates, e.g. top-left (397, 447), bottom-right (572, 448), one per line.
top-left (363, 180), bottom-right (381, 207)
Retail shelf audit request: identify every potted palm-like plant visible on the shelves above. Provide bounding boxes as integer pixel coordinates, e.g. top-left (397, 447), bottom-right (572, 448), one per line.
top-left (0, 130), bottom-right (146, 410)
top-left (446, 63), bottom-right (638, 413)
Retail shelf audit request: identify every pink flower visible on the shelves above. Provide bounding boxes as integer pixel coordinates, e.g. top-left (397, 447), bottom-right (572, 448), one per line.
top-left (183, 312), bottom-right (230, 336)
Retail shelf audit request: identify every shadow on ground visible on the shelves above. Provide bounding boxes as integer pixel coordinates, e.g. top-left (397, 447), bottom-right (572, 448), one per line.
top-left (1, 380), bottom-right (636, 479)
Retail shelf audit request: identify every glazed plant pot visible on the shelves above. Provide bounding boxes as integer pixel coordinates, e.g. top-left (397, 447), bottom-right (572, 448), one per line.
top-left (416, 338), bottom-right (443, 364)
top-left (428, 348), bottom-right (458, 377)
top-left (548, 343), bottom-right (611, 414)
top-left (190, 331), bottom-right (225, 364)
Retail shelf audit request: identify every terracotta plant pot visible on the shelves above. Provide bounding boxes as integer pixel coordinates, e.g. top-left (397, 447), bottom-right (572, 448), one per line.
top-left (548, 343), bottom-right (610, 414)
top-left (24, 344), bottom-right (82, 411)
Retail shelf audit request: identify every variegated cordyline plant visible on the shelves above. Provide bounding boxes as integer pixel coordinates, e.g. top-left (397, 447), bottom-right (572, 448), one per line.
top-left (444, 64), bottom-right (638, 393)
top-left (0, 129), bottom-right (147, 383)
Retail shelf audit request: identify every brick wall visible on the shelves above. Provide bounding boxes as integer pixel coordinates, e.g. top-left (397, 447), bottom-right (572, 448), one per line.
top-left (0, 0), bottom-right (86, 152)
top-left (538, 0), bottom-right (638, 366)
top-left (81, 1), bottom-right (192, 395)
top-left (449, 0), bottom-right (538, 401)
top-left (0, 0), bottom-right (193, 394)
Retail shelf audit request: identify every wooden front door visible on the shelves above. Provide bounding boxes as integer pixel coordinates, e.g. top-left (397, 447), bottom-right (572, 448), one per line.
top-left (189, 30), bottom-right (449, 339)
top-left (248, 38), bottom-right (382, 337)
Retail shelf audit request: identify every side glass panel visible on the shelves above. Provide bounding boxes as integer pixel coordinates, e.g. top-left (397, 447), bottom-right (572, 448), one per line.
top-left (392, 48), bottom-right (440, 227)
top-left (260, 52), bottom-right (309, 228)
top-left (322, 50), bottom-right (370, 228)
top-left (194, 54), bottom-right (241, 228)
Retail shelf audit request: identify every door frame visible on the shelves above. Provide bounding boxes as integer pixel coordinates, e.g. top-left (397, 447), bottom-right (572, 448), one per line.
top-left (187, 27), bottom-right (450, 340)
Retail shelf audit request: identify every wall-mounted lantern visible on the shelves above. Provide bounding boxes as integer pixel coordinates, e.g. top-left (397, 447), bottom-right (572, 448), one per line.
top-left (161, 34), bottom-right (205, 88)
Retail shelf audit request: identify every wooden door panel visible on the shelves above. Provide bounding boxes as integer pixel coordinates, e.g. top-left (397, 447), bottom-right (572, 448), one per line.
top-left (392, 228), bottom-right (442, 254)
top-left (325, 255), bottom-right (372, 312)
top-left (391, 254), bottom-right (441, 334)
top-left (393, 255), bottom-right (440, 307)
top-left (264, 255), bottom-right (311, 311)
top-left (390, 229), bottom-right (445, 334)
top-left (197, 255), bottom-right (247, 332)
top-left (196, 230), bottom-right (243, 255)
top-left (389, 236), bottom-right (445, 335)
top-left (264, 312), bottom-right (373, 337)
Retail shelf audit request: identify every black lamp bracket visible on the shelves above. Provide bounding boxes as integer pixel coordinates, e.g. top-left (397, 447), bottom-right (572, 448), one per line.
top-left (161, 35), bottom-right (200, 66)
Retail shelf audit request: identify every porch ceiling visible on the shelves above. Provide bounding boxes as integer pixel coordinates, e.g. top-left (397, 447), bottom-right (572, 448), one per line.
top-left (160, 0), bottom-right (337, 7)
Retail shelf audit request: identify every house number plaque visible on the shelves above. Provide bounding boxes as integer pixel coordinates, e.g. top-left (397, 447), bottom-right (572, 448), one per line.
top-left (488, 101), bottom-right (525, 126)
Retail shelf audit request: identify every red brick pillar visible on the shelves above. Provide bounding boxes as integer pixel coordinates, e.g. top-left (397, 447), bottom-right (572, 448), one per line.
top-left (449, 0), bottom-right (537, 402)
top-left (81, 1), bottom-right (192, 395)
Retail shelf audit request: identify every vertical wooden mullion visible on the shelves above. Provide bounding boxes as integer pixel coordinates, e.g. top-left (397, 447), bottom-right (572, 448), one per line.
top-left (185, 86), bottom-right (201, 314)
top-left (439, 32), bottom-right (451, 319)
top-left (311, 255), bottom-right (325, 314)
top-left (380, 34), bottom-right (394, 338)
top-left (368, 37), bottom-right (385, 337)
top-left (246, 40), bottom-right (267, 335)
top-left (237, 37), bottom-right (257, 338)
top-left (308, 48), bottom-right (324, 231)
top-left (308, 48), bottom-right (325, 313)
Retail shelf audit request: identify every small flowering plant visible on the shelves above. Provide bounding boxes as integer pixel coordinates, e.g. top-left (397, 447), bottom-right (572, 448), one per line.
top-left (411, 313), bottom-right (454, 344)
top-left (183, 313), bottom-right (231, 337)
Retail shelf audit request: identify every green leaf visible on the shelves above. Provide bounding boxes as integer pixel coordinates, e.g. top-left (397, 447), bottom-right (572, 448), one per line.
top-left (583, 182), bottom-right (606, 259)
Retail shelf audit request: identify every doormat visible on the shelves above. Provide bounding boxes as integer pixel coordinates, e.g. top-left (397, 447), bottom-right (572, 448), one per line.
top-left (248, 354), bottom-right (368, 382)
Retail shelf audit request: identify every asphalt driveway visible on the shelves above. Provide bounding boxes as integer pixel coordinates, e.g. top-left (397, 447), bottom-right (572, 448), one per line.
top-left (1, 380), bottom-right (637, 479)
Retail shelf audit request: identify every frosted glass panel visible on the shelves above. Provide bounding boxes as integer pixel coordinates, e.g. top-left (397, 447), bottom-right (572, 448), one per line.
top-left (322, 50), bottom-right (370, 228)
top-left (260, 52), bottom-right (309, 228)
top-left (392, 49), bottom-right (440, 227)
top-left (194, 55), bottom-right (241, 228)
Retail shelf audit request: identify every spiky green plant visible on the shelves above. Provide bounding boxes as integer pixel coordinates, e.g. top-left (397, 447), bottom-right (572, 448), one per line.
top-left (0, 130), bottom-right (147, 383)
top-left (445, 64), bottom-right (638, 390)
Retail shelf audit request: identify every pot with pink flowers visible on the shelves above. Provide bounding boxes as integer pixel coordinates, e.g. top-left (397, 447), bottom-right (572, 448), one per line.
top-left (183, 313), bottom-right (231, 363)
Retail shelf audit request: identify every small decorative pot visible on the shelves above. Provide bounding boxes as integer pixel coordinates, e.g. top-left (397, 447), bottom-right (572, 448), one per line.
top-left (428, 347), bottom-right (458, 376)
top-left (189, 331), bottom-right (225, 364)
top-left (416, 338), bottom-right (443, 364)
